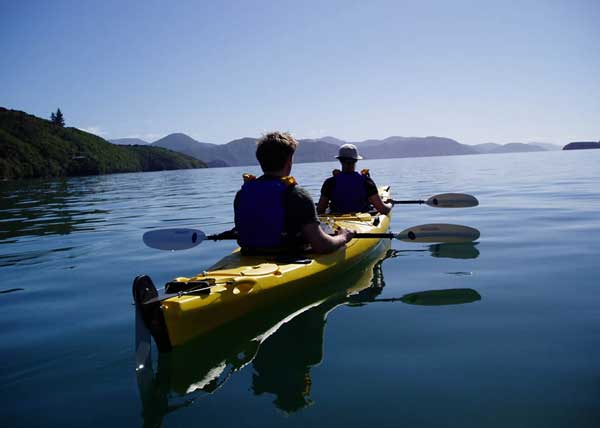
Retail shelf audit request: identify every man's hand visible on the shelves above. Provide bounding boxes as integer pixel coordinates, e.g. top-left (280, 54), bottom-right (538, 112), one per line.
top-left (336, 227), bottom-right (356, 243)
top-left (303, 223), bottom-right (355, 253)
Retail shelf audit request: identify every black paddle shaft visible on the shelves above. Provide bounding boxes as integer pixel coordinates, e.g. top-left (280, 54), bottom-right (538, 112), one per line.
top-left (389, 199), bottom-right (425, 205)
top-left (204, 231), bottom-right (398, 240)
top-left (354, 233), bottom-right (395, 239)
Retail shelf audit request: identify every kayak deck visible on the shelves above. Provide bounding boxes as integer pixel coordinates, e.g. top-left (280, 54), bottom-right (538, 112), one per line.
top-left (135, 187), bottom-right (391, 351)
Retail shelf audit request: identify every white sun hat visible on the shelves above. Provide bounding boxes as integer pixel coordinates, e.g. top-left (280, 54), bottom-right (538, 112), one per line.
top-left (335, 144), bottom-right (363, 160)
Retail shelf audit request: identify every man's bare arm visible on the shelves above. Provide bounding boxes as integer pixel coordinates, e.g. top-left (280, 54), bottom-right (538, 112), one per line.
top-left (316, 196), bottom-right (329, 215)
top-left (368, 194), bottom-right (392, 215)
top-left (302, 222), bottom-right (354, 254)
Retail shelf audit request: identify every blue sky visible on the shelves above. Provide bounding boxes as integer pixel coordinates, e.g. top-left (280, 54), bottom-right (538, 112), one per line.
top-left (1, 0), bottom-right (598, 145)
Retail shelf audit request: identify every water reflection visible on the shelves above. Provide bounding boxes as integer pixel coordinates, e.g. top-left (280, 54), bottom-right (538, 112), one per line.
top-left (348, 244), bottom-right (481, 305)
top-left (252, 302), bottom-right (325, 412)
top-left (0, 178), bottom-right (110, 242)
top-left (429, 243), bottom-right (480, 259)
top-left (0, 172), bottom-right (233, 267)
top-left (399, 288), bottom-right (481, 305)
top-left (384, 242), bottom-right (480, 260)
top-left (137, 242), bottom-right (481, 425)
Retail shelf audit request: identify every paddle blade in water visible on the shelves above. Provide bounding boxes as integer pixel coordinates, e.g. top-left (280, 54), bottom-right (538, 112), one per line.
top-left (426, 193), bottom-right (479, 208)
top-left (396, 223), bottom-right (480, 243)
top-left (142, 228), bottom-right (206, 250)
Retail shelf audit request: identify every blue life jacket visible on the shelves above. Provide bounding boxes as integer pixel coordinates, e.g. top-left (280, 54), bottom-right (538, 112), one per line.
top-left (330, 171), bottom-right (369, 213)
top-left (235, 176), bottom-right (291, 248)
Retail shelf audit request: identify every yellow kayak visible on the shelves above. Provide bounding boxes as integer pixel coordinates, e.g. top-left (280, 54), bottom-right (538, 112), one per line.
top-left (134, 187), bottom-right (392, 351)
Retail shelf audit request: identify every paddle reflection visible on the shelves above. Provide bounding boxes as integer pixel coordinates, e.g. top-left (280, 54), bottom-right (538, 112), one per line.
top-left (136, 241), bottom-right (482, 424)
top-left (347, 246), bottom-right (481, 306)
top-left (428, 242), bottom-right (480, 259)
top-left (383, 242), bottom-right (480, 260)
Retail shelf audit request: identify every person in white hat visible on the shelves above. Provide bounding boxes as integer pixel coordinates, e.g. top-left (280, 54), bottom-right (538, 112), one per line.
top-left (316, 144), bottom-right (391, 215)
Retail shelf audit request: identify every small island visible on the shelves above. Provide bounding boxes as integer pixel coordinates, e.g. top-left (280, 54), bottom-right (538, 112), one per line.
top-left (563, 141), bottom-right (600, 150)
top-left (0, 107), bottom-right (206, 180)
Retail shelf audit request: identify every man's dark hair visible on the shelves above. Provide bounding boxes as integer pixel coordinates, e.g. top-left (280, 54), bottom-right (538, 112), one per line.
top-left (256, 132), bottom-right (298, 172)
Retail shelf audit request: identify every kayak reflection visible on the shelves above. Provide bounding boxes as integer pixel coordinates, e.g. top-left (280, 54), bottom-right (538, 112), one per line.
top-left (137, 241), bottom-right (481, 423)
top-left (252, 299), bottom-right (327, 412)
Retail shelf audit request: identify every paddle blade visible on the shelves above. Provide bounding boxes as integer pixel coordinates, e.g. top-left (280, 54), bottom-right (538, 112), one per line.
top-left (142, 228), bottom-right (206, 250)
top-left (426, 193), bottom-right (479, 208)
top-left (396, 223), bottom-right (480, 243)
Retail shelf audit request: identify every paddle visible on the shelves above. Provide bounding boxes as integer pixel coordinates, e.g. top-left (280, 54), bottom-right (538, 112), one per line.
top-left (142, 229), bottom-right (207, 251)
top-left (387, 193), bottom-right (478, 208)
top-left (142, 229), bottom-right (236, 251)
top-left (143, 223), bottom-right (480, 251)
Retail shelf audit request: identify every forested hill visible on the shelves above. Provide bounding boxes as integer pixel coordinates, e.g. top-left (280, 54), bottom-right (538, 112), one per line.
top-left (0, 108), bottom-right (206, 180)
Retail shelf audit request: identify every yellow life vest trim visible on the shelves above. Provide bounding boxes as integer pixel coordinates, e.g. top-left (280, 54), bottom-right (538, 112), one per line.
top-left (242, 173), bottom-right (256, 182)
top-left (243, 174), bottom-right (296, 186)
top-left (280, 176), bottom-right (297, 186)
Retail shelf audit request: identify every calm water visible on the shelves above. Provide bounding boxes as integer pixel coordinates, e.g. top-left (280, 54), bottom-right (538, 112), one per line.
top-left (1, 151), bottom-right (599, 427)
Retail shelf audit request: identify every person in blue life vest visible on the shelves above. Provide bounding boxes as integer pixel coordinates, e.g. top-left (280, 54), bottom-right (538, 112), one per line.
top-left (234, 132), bottom-right (355, 254)
top-left (316, 144), bottom-right (392, 215)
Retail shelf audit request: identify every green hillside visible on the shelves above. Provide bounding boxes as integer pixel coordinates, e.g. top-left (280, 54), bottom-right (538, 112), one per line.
top-left (0, 107), bottom-right (206, 180)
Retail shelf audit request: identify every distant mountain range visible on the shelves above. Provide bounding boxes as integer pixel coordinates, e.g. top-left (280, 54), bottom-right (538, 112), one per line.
top-left (110, 133), bottom-right (560, 167)
top-left (530, 142), bottom-right (562, 151)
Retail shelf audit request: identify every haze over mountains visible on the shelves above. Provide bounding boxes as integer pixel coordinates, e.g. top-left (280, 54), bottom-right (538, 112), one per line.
top-left (110, 133), bottom-right (561, 167)
top-left (472, 143), bottom-right (546, 154)
top-left (110, 138), bottom-right (149, 146)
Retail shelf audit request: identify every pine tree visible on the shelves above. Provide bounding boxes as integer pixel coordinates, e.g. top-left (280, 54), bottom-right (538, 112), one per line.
top-left (50, 108), bottom-right (65, 127)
